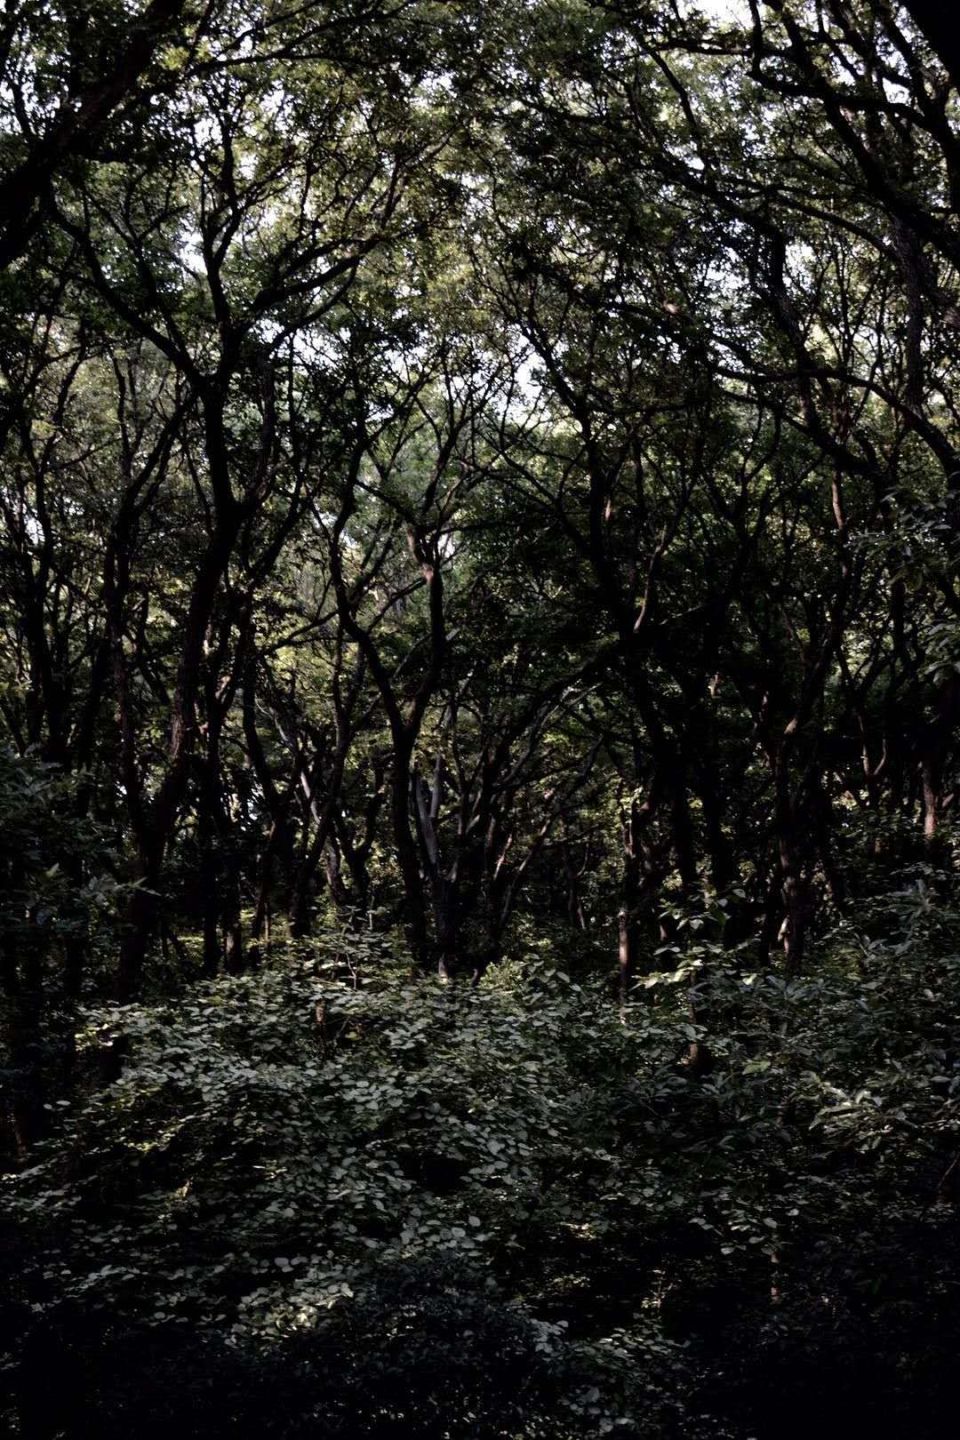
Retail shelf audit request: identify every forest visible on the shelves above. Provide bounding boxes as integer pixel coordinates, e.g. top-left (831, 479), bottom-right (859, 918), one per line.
top-left (1, 0), bottom-right (959, 1434)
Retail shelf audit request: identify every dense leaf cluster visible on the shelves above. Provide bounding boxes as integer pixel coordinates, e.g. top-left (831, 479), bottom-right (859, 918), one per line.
top-left (5, 882), bottom-right (960, 1436)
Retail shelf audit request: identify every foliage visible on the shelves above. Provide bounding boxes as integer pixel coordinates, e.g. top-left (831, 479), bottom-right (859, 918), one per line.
top-left (0, 749), bottom-right (122, 1162)
top-left (3, 1), bottom-right (960, 1434)
top-left (5, 885), bottom-right (960, 1436)
top-left (0, 749), bottom-right (116, 955)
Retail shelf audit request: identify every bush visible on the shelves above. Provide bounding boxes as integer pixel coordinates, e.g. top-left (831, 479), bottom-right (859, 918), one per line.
top-left (4, 886), bottom-right (960, 1436)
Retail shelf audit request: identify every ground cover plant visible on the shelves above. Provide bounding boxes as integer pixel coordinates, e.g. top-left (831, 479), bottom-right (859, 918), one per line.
top-left (6, 878), bottom-right (960, 1436)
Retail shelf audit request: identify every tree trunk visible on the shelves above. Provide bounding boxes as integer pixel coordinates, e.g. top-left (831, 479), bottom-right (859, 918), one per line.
top-left (391, 740), bottom-right (430, 969)
top-left (617, 800), bottom-right (643, 1002)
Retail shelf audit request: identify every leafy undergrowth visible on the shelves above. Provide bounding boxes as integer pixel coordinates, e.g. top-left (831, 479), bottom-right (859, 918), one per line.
top-left (4, 897), bottom-right (960, 1438)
